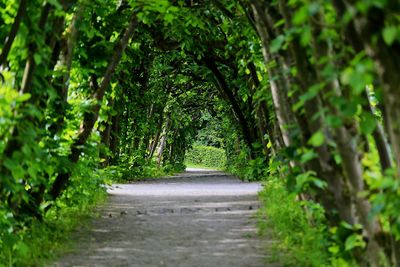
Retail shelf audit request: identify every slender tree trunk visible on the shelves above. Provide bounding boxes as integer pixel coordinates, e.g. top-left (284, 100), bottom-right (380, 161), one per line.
top-left (110, 112), bottom-right (120, 164)
top-left (100, 99), bottom-right (114, 166)
top-left (0, 0), bottom-right (27, 68)
top-left (20, 4), bottom-right (52, 94)
top-left (149, 116), bottom-right (163, 160)
top-left (49, 5), bottom-right (83, 135)
top-left (157, 115), bottom-right (171, 167)
top-left (276, 0), bottom-right (355, 224)
top-left (45, 0), bottom-right (76, 74)
top-left (1, 3), bottom-right (52, 163)
top-left (362, 91), bottom-right (393, 171)
top-left (249, 1), bottom-right (296, 148)
top-left (334, 0), bottom-right (400, 177)
top-left (50, 13), bottom-right (137, 201)
top-left (306, 8), bottom-right (384, 265)
top-left (203, 57), bottom-right (256, 153)
top-left (101, 123), bottom-right (112, 148)
top-left (247, 61), bottom-right (270, 158)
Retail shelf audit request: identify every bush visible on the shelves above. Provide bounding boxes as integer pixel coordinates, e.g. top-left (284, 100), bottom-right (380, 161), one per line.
top-left (0, 167), bottom-right (107, 266)
top-left (185, 145), bottom-right (226, 169)
top-left (258, 177), bottom-right (331, 266)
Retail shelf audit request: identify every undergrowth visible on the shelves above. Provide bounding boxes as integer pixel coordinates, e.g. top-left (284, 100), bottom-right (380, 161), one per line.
top-left (0, 159), bottom-right (108, 267)
top-left (109, 154), bottom-right (186, 183)
top-left (184, 162), bottom-right (223, 170)
top-left (185, 145), bottom-right (226, 170)
top-left (0, 191), bottom-right (106, 267)
top-left (258, 177), bottom-right (330, 267)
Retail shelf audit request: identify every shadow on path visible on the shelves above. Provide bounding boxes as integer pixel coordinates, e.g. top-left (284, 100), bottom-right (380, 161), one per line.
top-left (53, 169), bottom-right (277, 267)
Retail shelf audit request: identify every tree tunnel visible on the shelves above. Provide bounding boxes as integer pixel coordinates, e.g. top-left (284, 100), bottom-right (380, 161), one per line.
top-left (2, 0), bottom-right (400, 265)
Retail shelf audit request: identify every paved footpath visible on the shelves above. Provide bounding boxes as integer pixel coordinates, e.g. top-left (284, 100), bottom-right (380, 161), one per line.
top-left (53, 168), bottom-right (277, 267)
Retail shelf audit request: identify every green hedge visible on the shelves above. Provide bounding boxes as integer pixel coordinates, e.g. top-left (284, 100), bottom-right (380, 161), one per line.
top-left (185, 145), bottom-right (226, 169)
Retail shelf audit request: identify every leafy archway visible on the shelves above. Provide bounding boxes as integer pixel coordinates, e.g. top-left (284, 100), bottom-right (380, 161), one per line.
top-left (1, 0), bottom-right (400, 265)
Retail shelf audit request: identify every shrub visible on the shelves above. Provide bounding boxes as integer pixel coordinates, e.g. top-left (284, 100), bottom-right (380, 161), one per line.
top-left (0, 168), bottom-right (107, 266)
top-left (258, 177), bottom-right (331, 266)
top-left (185, 145), bottom-right (226, 169)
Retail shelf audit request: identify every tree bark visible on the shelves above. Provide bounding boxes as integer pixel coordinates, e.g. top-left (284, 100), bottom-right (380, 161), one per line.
top-left (20, 3), bottom-right (52, 94)
top-left (50, 13), bottom-right (137, 201)
top-left (110, 112), bottom-right (120, 164)
top-left (203, 57), bottom-right (256, 152)
top-left (247, 61), bottom-right (270, 158)
top-left (49, 5), bottom-right (83, 136)
top-left (149, 115), bottom-right (164, 160)
top-left (275, 0), bottom-right (355, 224)
top-left (1, 3), bottom-right (53, 161)
top-left (306, 7), bottom-right (383, 265)
top-left (362, 91), bottom-right (393, 172)
top-left (249, 1), bottom-right (296, 148)
top-left (334, 0), bottom-right (400, 177)
top-left (157, 115), bottom-right (171, 167)
top-left (0, 0), bottom-right (28, 68)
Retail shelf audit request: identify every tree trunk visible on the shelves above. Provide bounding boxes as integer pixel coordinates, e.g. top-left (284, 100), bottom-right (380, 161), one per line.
top-left (306, 7), bottom-right (384, 265)
top-left (20, 3), bottom-right (52, 94)
top-left (100, 123), bottom-right (111, 166)
top-left (50, 13), bottom-right (137, 201)
top-left (149, 115), bottom-right (163, 160)
top-left (110, 112), bottom-right (120, 164)
top-left (276, 0), bottom-right (355, 224)
top-left (0, 0), bottom-right (27, 68)
top-left (247, 61), bottom-right (270, 158)
top-left (362, 91), bottom-right (393, 171)
top-left (157, 115), bottom-right (171, 167)
top-left (334, 0), bottom-right (400, 177)
top-left (1, 3), bottom-right (53, 162)
top-left (203, 57), bottom-right (256, 153)
top-left (49, 5), bottom-right (83, 135)
top-left (249, 1), bottom-right (296, 148)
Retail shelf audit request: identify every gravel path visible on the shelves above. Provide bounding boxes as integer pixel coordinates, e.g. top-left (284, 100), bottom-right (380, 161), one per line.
top-left (53, 168), bottom-right (276, 267)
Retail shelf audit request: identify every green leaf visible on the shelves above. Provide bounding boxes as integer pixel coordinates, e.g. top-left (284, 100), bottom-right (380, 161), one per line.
top-left (33, 53), bottom-right (42, 65)
top-left (326, 115), bottom-right (342, 128)
top-left (164, 13), bottom-right (175, 25)
top-left (47, 0), bottom-right (63, 10)
top-left (308, 131), bottom-right (325, 147)
top-left (4, 158), bottom-right (25, 180)
top-left (270, 35), bottom-right (285, 53)
top-left (293, 5), bottom-right (308, 25)
top-left (360, 112), bottom-right (377, 135)
top-left (345, 233), bottom-right (366, 251)
top-left (300, 150), bottom-right (317, 163)
top-left (3, 158), bottom-right (18, 171)
top-left (300, 27), bottom-right (312, 46)
top-left (334, 153), bottom-right (342, 164)
top-left (383, 26), bottom-right (398, 45)
top-left (328, 245), bottom-right (340, 255)
top-left (341, 100), bottom-right (358, 117)
top-left (15, 241), bottom-right (29, 258)
top-left (312, 178), bottom-right (327, 189)
top-left (16, 93), bottom-right (31, 103)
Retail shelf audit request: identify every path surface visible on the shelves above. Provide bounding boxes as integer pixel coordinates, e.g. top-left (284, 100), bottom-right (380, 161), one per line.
top-left (53, 168), bottom-right (275, 267)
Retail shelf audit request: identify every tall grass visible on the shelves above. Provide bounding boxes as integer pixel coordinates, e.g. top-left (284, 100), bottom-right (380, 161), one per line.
top-left (258, 177), bottom-right (331, 266)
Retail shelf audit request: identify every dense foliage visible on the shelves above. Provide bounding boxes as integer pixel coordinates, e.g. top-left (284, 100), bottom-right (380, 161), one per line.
top-left (258, 178), bottom-right (330, 266)
top-left (1, 0), bottom-right (400, 265)
top-left (185, 145), bottom-right (226, 169)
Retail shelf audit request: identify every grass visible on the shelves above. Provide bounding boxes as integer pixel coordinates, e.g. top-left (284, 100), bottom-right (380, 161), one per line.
top-left (257, 177), bottom-right (331, 267)
top-left (184, 162), bottom-right (224, 171)
top-left (0, 191), bottom-right (107, 267)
